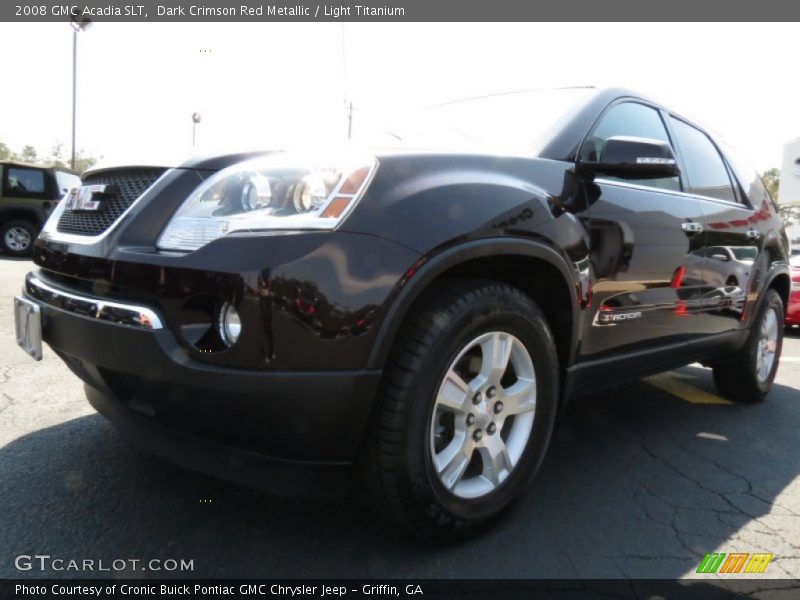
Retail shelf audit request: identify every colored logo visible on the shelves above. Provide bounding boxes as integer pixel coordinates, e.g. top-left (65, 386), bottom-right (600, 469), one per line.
top-left (696, 552), bottom-right (773, 574)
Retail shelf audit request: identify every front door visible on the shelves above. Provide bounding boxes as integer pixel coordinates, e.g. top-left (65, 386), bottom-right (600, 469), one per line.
top-left (578, 100), bottom-right (708, 361)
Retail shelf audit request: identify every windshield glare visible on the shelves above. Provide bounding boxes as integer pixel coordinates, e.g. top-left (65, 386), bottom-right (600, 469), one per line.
top-left (367, 87), bottom-right (596, 156)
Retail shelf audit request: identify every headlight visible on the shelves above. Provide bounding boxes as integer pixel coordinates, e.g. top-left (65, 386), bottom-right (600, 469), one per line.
top-left (240, 174), bottom-right (272, 211)
top-left (158, 152), bottom-right (377, 252)
top-left (293, 174), bottom-right (328, 213)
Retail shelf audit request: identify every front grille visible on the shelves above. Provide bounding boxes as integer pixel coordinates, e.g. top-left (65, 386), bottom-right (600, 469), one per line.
top-left (56, 168), bottom-right (165, 236)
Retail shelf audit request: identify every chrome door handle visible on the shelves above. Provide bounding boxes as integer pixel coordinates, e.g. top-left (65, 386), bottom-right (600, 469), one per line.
top-left (746, 229), bottom-right (760, 240)
top-left (681, 222), bottom-right (703, 234)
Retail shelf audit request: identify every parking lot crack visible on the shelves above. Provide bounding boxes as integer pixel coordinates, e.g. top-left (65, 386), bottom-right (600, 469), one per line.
top-left (632, 479), bottom-right (703, 558)
top-left (0, 392), bottom-right (18, 414)
top-left (621, 412), bottom-right (800, 555)
top-left (747, 489), bottom-right (800, 518)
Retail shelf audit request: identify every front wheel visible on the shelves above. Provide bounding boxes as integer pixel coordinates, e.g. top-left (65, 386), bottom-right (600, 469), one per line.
top-left (362, 279), bottom-right (559, 541)
top-left (713, 288), bottom-right (784, 403)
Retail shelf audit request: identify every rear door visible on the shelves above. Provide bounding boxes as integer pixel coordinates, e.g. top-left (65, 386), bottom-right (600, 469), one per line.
top-left (667, 117), bottom-right (765, 336)
top-left (579, 100), bottom-right (708, 360)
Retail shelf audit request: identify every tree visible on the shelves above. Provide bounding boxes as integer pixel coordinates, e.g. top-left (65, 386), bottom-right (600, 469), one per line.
top-left (71, 150), bottom-right (98, 175)
top-left (18, 145), bottom-right (38, 164)
top-left (48, 143), bottom-right (68, 169)
top-left (0, 140), bottom-right (99, 175)
top-left (762, 168), bottom-right (780, 203)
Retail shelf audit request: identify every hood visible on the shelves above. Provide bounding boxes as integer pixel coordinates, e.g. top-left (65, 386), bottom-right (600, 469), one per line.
top-left (83, 150), bottom-right (278, 179)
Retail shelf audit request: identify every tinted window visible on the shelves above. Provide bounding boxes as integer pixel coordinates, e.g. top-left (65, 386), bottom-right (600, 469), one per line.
top-left (6, 167), bottom-right (45, 194)
top-left (581, 102), bottom-right (680, 191)
top-left (670, 119), bottom-right (736, 203)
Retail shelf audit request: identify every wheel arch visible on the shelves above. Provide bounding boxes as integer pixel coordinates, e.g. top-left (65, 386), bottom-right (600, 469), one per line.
top-left (367, 238), bottom-right (581, 377)
top-left (767, 269), bottom-right (791, 310)
top-left (762, 236), bottom-right (791, 311)
top-left (0, 206), bottom-right (47, 227)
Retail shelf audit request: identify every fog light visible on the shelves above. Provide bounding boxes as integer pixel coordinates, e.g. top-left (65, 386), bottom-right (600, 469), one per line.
top-left (218, 302), bottom-right (241, 347)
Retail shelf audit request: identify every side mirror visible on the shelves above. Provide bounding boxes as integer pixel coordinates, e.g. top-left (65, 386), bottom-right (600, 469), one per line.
top-left (709, 252), bottom-right (730, 262)
top-left (579, 136), bottom-right (680, 180)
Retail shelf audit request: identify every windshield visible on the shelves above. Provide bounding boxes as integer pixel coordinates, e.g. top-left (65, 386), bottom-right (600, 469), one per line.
top-left (365, 87), bottom-right (597, 156)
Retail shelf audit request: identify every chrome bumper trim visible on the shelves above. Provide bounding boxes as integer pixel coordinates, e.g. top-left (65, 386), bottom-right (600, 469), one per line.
top-left (25, 274), bottom-right (164, 330)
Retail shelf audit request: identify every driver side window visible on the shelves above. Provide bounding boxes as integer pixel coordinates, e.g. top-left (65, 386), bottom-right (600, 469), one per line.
top-left (581, 102), bottom-right (681, 192)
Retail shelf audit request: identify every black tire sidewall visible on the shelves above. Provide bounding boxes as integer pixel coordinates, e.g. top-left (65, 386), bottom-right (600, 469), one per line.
top-left (1, 220), bottom-right (37, 256)
top-left (400, 288), bottom-right (559, 531)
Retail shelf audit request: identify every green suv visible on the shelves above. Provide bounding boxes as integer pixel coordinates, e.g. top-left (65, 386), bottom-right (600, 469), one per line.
top-left (0, 161), bottom-right (80, 256)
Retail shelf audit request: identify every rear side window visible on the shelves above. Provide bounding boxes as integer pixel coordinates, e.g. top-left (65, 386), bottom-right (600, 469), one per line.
top-left (719, 141), bottom-right (771, 209)
top-left (6, 167), bottom-right (45, 194)
top-left (581, 102), bottom-right (680, 191)
top-left (669, 119), bottom-right (736, 203)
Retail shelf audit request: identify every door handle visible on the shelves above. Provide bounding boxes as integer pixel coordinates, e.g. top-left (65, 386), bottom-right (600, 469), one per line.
top-left (681, 222), bottom-right (703, 234)
top-left (746, 229), bottom-right (760, 240)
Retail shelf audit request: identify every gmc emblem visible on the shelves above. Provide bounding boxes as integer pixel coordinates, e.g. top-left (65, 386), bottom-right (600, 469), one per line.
top-left (65, 184), bottom-right (114, 211)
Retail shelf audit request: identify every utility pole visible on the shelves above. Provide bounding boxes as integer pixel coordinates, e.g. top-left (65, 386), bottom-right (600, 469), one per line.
top-left (192, 112), bottom-right (202, 148)
top-left (70, 17), bottom-right (92, 172)
top-left (341, 23), bottom-right (353, 141)
top-left (347, 101), bottom-right (353, 140)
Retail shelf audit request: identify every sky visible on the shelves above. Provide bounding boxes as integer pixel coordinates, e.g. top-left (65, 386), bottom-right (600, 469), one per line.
top-left (1, 22), bottom-right (798, 172)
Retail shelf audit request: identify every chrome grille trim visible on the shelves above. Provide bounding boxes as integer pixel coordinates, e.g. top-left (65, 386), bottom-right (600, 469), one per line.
top-left (41, 169), bottom-right (173, 246)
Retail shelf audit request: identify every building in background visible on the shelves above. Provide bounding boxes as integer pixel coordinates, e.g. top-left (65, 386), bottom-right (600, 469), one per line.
top-left (779, 139), bottom-right (800, 248)
top-left (780, 139), bottom-right (800, 205)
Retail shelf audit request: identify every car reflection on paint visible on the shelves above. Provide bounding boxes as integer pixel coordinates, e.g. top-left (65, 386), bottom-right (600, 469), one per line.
top-left (703, 245), bottom-right (758, 289)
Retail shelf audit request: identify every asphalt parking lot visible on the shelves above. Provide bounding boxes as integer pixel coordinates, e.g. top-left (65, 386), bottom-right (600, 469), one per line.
top-left (1, 257), bottom-right (799, 580)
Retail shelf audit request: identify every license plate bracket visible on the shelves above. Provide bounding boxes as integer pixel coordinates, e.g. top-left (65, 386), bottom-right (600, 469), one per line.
top-left (14, 296), bottom-right (43, 361)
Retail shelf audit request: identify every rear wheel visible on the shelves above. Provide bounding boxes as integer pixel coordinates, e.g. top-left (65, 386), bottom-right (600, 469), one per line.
top-left (712, 289), bottom-right (784, 403)
top-left (1, 220), bottom-right (37, 257)
top-left (362, 279), bottom-right (559, 541)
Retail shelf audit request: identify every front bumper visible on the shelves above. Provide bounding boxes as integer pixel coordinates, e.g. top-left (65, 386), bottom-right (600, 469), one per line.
top-left (84, 386), bottom-right (357, 497)
top-left (22, 274), bottom-right (383, 493)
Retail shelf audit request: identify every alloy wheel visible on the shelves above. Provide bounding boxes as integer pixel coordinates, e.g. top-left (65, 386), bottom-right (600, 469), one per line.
top-left (756, 307), bottom-right (779, 383)
top-left (429, 331), bottom-right (536, 499)
top-left (4, 226), bottom-right (32, 252)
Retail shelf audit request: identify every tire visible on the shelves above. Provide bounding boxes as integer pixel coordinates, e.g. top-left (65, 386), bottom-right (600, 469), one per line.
top-left (362, 279), bottom-right (559, 541)
top-left (0, 220), bottom-right (37, 257)
top-left (712, 288), bottom-right (784, 403)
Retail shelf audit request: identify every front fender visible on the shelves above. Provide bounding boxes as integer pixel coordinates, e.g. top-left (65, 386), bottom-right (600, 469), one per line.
top-left (366, 236), bottom-right (581, 370)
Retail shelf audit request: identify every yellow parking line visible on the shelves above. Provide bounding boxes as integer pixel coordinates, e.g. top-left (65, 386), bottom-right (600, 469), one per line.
top-left (643, 372), bottom-right (732, 405)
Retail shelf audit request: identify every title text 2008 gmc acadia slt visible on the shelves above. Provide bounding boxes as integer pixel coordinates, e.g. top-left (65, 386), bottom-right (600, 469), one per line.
top-left (14, 88), bottom-right (790, 540)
